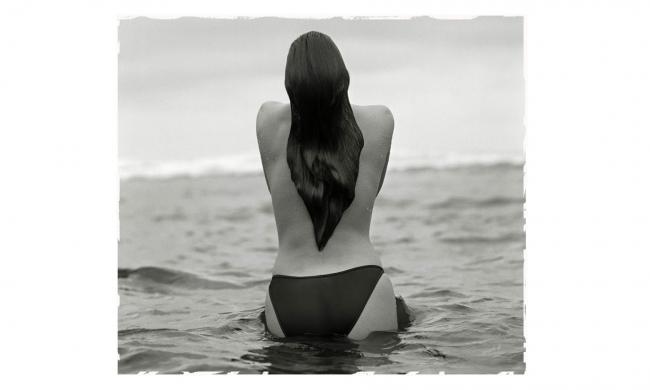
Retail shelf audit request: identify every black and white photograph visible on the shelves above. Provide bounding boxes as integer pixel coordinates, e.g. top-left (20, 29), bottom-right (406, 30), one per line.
top-left (4, 0), bottom-right (650, 387)
top-left (118, 16), bottom-right (525, 374)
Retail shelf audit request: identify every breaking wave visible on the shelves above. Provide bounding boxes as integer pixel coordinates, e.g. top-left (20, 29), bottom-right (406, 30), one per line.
top-left (119, 150), bottom-right (524, 181)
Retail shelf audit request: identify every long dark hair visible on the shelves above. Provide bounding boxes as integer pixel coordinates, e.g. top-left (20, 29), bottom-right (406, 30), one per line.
top-left (285, 31), bottom-right (364, 251)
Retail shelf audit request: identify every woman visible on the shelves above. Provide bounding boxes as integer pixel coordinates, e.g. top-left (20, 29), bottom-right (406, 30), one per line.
top-left (257, 31), bottom-right (399, 340)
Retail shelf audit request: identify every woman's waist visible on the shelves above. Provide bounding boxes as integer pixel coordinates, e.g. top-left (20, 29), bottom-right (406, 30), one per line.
top-left (272, 241), bottom-right (382, 277)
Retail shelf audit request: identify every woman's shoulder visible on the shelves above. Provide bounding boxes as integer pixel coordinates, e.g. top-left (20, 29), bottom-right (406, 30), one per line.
top-left (257, 101), bottom-right (290, 123)
top-left (351, 104), bottom-right (394, 138)
top-left (256, 101), bottom-right (290, 139)
top-left (352, 103), bottom-right (393, 122)
top-left (351, 103), bottom-right (391, 114)
top-left (256, 102), bottom-right (291, 159)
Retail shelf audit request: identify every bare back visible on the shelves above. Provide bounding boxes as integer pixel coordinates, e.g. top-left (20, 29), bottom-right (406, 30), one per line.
top-left (256, 101), bottom-right (394, 277)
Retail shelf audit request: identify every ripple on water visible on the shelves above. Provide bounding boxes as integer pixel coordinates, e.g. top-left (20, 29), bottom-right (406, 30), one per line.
top-left (119, 350), bottom-right (208, 374)
top-left (408, 288), bottom-right (469, 299)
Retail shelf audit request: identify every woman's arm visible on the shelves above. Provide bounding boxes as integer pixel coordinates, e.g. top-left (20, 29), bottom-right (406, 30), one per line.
top-left (256, 101), bottom-right (277, 193)
top-left (376, 106), bottom-right (394, 196)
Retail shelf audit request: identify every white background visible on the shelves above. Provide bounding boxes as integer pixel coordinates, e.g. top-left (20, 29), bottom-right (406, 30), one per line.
top-left (1, 0), bottom-right (649, 388)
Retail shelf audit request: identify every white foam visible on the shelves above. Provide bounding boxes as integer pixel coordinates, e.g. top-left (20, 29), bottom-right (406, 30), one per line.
top-left (119, 153), bottom-right (263, 180)
top-left (119, 150), bottom-right (524, 181)
top-left (387, 150), bottom-right (525, 171)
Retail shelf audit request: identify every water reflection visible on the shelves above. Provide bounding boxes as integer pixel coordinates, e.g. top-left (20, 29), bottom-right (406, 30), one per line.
top-left (242, 331), bottom-right (404, 374)
top-left (239, 298), bottom-right (420, 373)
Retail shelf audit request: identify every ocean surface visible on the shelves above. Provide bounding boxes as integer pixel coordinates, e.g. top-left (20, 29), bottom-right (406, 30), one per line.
top-left (118, 153), bottom-right (525, 374)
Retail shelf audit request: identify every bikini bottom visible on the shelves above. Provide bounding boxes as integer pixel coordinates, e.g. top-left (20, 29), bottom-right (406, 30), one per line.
top-left (268, 265), bottom-right (385, 337)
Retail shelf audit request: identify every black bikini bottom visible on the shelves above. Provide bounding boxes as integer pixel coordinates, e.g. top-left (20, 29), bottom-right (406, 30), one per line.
top-left (268, 265), bottom-right (385, 337)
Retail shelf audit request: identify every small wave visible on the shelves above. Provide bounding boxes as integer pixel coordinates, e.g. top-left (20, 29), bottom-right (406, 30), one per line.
top-left (190, 325), bottom-right (244, 337)
top-left (384, 266), bottom-right (405, 274)
top-left (118, 327), bottom-right (177, 336)
top-left (147, 308), bottom-right (192, 316)
top-left (419, 348), bottom-right (447, 359)
top-left (468, 256), bottom-right (504, 265)
top-left (438, 232), bottom-right (525, 244)
top-left (438, 303), bottom-right (476, 313)
top-left (428, 197), bottom-right (524, 209)
top-left (396, 343), bottom-right (447, 360)
top-left (216, 270), bottom-right (252, 278)
top-left (464, 297), bottom-right (494, 304)
top-left (119, 151), bottom-right (524, 181)
top-left (408, 289), bottom-right (468, 299)
top-left (487, 280), bottom-right (523, 287)
top-left (119, 350), bottom-right (207, 373)
top-left (118, 266), bottom-right (249, 290)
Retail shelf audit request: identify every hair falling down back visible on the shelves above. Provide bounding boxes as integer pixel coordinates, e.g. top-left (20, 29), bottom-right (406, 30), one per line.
top-left (284, 31), bottom-right (364, 251)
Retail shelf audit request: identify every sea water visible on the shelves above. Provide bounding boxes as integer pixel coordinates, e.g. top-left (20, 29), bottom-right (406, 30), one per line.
top-left (118, 154), bottom-right (525, 374)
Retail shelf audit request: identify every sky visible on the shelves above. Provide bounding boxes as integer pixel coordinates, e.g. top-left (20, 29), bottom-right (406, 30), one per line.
top-left (118, 16), bottom-right (524, 162)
